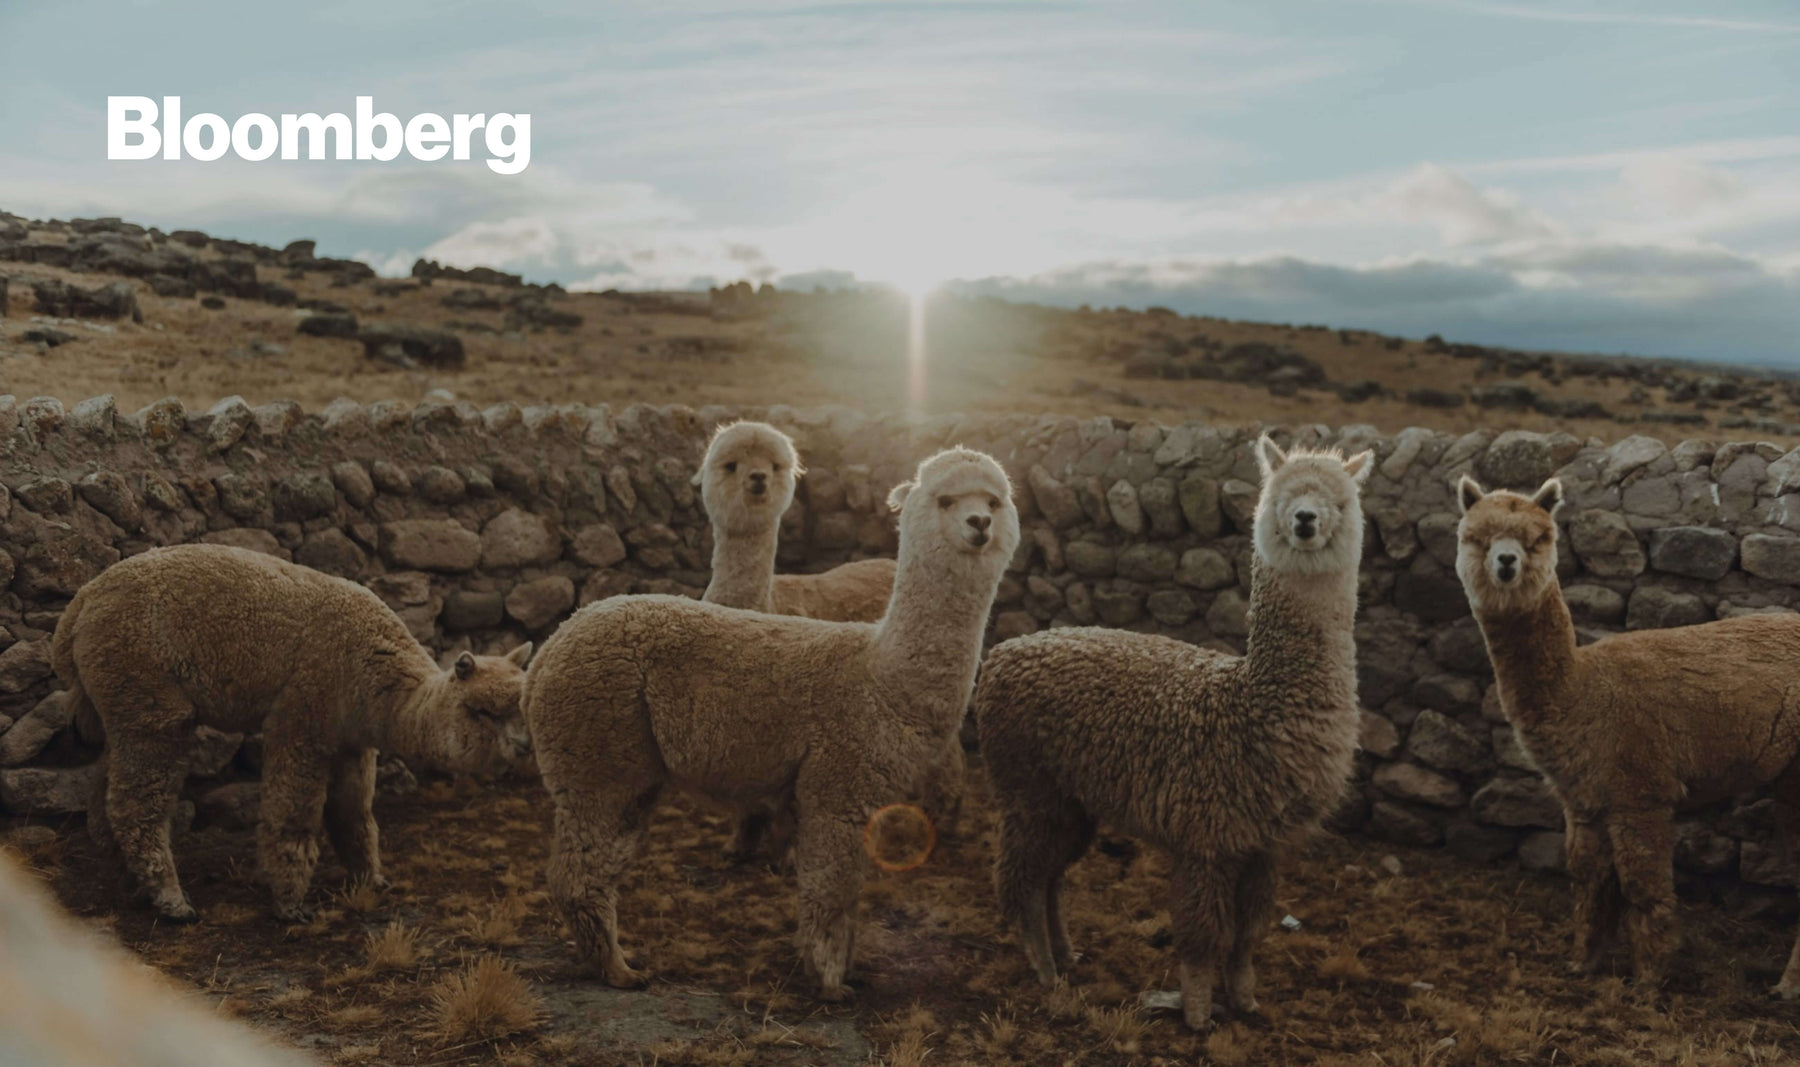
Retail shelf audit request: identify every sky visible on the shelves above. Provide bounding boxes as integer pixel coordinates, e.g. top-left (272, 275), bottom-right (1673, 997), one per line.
top-left (3, 0), bottom-right (1798, 363)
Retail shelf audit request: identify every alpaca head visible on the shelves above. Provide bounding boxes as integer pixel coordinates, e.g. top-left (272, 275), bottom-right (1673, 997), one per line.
top-left (419, 642), bottom-right (535, 773)
top-left (1455, 476), bottom-right (1563, 613)
top-left (698, 421), bottom-right (803, 535)
top-left (886, 447), bottom-right (1020, 576)
top-left (1252, 434), bottom-right (1372, 576)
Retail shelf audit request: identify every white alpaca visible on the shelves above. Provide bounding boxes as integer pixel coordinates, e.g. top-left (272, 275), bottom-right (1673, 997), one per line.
top-left (523, 447), bottom-right (1019, 999)
top-left (976, 435), bottom-right (1370, 1029)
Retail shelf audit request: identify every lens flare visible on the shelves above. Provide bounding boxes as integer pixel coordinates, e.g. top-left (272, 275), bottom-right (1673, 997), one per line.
top-left (862, 803), bottom-right (936, 872)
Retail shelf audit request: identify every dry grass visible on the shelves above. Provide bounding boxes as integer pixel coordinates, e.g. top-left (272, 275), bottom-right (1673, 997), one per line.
top-left (428, 955), bottom-right (543, 1045)
top-left (366, 921), bottom-right (422, 972)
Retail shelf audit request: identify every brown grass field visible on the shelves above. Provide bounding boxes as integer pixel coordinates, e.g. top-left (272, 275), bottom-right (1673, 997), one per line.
top-left (9, 758), bottom-right (1800, 1066)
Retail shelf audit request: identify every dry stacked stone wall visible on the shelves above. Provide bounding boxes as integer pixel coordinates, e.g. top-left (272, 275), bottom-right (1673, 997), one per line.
top-left (4, 393), bottom-right (1800, 888)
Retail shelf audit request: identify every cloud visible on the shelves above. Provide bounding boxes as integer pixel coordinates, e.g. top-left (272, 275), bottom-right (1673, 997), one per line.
top-left (1388, 163), bottom-right (1557, 246)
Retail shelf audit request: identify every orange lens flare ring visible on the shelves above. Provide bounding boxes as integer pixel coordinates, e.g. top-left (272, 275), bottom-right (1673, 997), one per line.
top-left (861, 803), bottom-right (936, 873)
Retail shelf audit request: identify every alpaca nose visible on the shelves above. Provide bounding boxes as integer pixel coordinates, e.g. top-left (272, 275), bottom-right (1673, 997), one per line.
top-left (748, 471), bottom-right (767, 495)
top-left (1496, 553), bottom-right (1517, 581)
top-left (967, 514), bottom-right (992, 533)
top-left (1293, 510), bottom-right (1317, 539)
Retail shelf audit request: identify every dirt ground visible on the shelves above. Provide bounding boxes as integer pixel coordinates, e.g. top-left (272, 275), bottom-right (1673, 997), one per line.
top-left (8, 757), bottom-right (1800, 1066)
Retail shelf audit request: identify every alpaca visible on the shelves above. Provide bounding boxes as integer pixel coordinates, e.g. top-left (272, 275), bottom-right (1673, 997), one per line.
top-left (0, 852), bottom-right (307, 1065)
top-left (976, 435), bottom-right (1371, 1030)
top-left (52, 543), bottom-right (533, 922)
top-left (696, 420), bottom-right (957, 861)
top-left (523, 446), bottom-right (1018, 999)
top-left (1456, 476), bottom-right (1800, 995)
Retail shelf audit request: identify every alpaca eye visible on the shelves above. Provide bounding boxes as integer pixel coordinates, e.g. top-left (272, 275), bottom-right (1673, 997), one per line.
top-left (938, 495), bottom-right (955, 509)
top-left (988, 496), bottom-right (1000, 509)
top-left (724, 462), bottom-right (737, 474)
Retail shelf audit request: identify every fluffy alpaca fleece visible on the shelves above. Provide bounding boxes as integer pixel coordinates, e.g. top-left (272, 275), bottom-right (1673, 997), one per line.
top-left (696, 420), bottom-right (957, 860)
top-left (976, 435), bottom-right (1370, 1030)
top-left (51, 543), bottom-right (533, 922)
top-left (1456, 477), bottom-right (1800, 995)
top-left (0, 853), bottom-right (306, 1066)
top-left (524, 446), bottom-right (1019, 999)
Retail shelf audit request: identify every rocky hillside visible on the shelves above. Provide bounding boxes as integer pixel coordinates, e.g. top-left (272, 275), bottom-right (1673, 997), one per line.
top-left (3, 210), bottom-right (1797, 445)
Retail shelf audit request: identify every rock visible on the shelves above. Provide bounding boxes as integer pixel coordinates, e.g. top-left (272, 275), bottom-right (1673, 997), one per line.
top-left (1, 765), bottom-right (100, 815)
top-left (297, 312), bottom-right (358, 337)
top-left (1105, 480), bottom-right (1144, 534)
top-left (1425, 620), bottom-right (1490, 675)
top-left (14, 478), bottom-right (72, 514)
top-left (1137, 479), bottom-right (1184, 538)
top-left (415, 466), bottom-right (466, 505)
top-left (443, 590), bottom-right (506, 631)
top-left (1145, 589), bottom-right (1196, 626)
top-left (1470, 776), bottom-right (1563, 829)
top-left (1026, 467), bottom-right (1082, 529)
top-left (570, 524), bottom-right (628, 568)
top-left (1175, 547), bottom-right (1234, 590)
top-left (1517, 831), bottom-right (1566, 872)
top-left (1477, 431), bottom-right (1560, 490)
top-left (1569, 510), bottom-right (1645, 577)
top-left (76, 471), bottom-right (141, 531)
top-left (214, 472), bottom-right (270, 522)
top-left (1370, 801), bottom-right (1442, 846)
top-left (205, 396), bottom-right (253, 451)
top-left (197, 781), bottom-right (261, 830)
top-left (1204, 588), bottom-right (1249, 637)
top-left (1625, 586), bottom-right (1708, 631)
top-left (0, 640), bottom-right (53, 694)
top-left (481, 509), bottom-right (562, 569)
top-left (1177, 473), bottom-right (1223, 538)
top-left (331, 461), bottom-right (376, 507)
top-left (369, 460), bottom-right (412, 496)
top-left (1563, 584), bottom-right (1625, 625)
top-left (505, 576), bottom-right (576, 631)
top-left (1359, 711), bottom-right (1401, 759)
top-left (0, 691), bottom-right (71, 765)
top-left (188, 726), bottom-right (243, 777)
top-left (1741, 534), bottom-right (1800, 585)
top-left (367, 571), bottom-right (432, 608)
top-left (31, 279), bottom-right (141, 322)
top-left (1445, 819), bottom-right (1518, 864)
top-left (201, 528), bottom-right (284, 558)
top-left (1373, 762), bottom-right (1465, 808)
top-left (1115, 544), bottom-right (1177, 582)
top-left (294, 528), bottom-right (367, 578)
top-left (272, 473), bottom-right (336, 521)
top-left (380, 519), bottom-right (481, 572)
top-left (993, 610), bottom-right (1039, 640)
top-left (1219, 479), bottom-right (1258, 533)
top-left (1393, 570), bottom-right (1470, 623)
top-left (1405, 709), bottom-right (1489, 774)
top-left (1064, 542), bottom-right (1116, 579)
top-left (1091, 584), bottom-right (1143, 627)
top-left (1673, 821), bottom-right (1738, 876)
top-left (358, 324), bottom-right (465, 369)
top-left (14, 529), bottom-right (119, 597)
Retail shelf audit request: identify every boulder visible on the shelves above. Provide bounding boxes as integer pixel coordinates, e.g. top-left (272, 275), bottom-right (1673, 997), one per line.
top-left (481, 509), bottom-right (562, 569)
top-left (358, 324), bottom-right (465, 369)
top-left (1470, 776), bottom-right (1563, 829)
top-left (1569, 510), bottom-right (1645, 577)
top-left (505, 576), bottom-right (576, 631)
top-left (1372, 762), bottom-right (1465, 808)
top-left (1741, 534), bottom-right (1800, 585)
top-left (380, 519), bottom-right (481, 572)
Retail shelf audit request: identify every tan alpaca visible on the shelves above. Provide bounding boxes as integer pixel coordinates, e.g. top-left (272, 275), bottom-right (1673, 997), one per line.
top-left (977, 435), bottom-right (1370, 1030)
top-left (697, 421), bottom-right (961, 861)
top-left (524, 447), bottom-right (1018, 999)
top-left (52, 544), bottom-right (533, 922)
top-left (1456, 477), bottom-right (1800, 995)
top-left (0, 852), bottom-right (307, 1065)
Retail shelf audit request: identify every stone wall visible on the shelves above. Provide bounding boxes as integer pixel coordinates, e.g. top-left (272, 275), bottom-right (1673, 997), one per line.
top-left (3, 392), bottom-right (1799, 886)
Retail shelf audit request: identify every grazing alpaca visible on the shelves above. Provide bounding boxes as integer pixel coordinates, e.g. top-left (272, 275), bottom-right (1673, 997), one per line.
top-left (1456, 476), bottom-right (1800, 995)
top-left (524, 447), bottom-right (1018, 999)
top-left (0, 852), bottom-right (307, 1065)
top-left (696, 421), bottom-right (906, 861)
top-left (52, 544), bottom-right (533, 922)
top-left (976, 435), bottom-right (1371, 1030)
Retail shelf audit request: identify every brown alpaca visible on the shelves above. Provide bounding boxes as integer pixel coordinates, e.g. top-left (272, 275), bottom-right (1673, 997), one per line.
top-left (696, 421), bottom-right (904, 861)
top-left (524, 447), bottom-right (1018, 999)
top-left (1456, 476), bottom-right (1800, 995)
top-left (976, 436), bottom-right (1371, 1029)
top-left (52, 544), bottom-right (533, 922)
top-left (0, 852), bottom-right (307, 1065)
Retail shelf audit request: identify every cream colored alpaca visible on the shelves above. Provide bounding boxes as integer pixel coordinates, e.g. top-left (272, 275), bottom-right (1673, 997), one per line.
top-left (1457, 477), bottom-right (1800, 995)
top-left (524, 447), bottom-right (1018, 999)
top-left (977, 436), bottom-right (1370, 1029)
top-left (0, 853), bottom-right (307, 1065)
top-left (52, 544), bottom-right (533, 922)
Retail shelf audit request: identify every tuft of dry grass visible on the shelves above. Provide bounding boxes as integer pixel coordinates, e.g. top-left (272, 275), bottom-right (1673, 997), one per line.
top-left (427, 955), bottom-right (543, 1044)
top-left (336, 877), bottom-right (384, 916)
top-left (454, 893), bottom-right (530, 947)
top-left (364, 921), bottom-right (421, 973)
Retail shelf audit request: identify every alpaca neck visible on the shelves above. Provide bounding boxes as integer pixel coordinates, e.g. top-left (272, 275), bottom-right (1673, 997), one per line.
top-left (704, 521), bottom-right (778, 612)
top-left (1242, 556), bottom-right (1359, 710)
top-left (873, 551), bottom-right (1001, 733)
top-left (352, 646), bottom-right (440, 756)
top-left (1472, 585), bottom-right (1578, 733)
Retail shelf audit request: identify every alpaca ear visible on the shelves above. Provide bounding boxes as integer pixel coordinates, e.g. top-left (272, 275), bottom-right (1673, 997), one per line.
top-left (1457, 475), bottom-right (1486, 515)
top-left (505, 641), bottom-right (534, 668)
top-left (1255, 433), bottom-right (1287, 479)
top-left (453, 651), bottom-right (476, 680)
top-left (790, 456), bottom-right (807, 480)
top-left (1531, 478), bottom-right (1564, 516)
top-left (1343, 450), bottom-right (1373, 486)
top-left (690, 468), bottom-right (704, 488)
top-left (886, 480), bottom-right (916, 512)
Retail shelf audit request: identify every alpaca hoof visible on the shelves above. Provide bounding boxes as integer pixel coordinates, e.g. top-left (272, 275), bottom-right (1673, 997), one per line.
top-left (366, 874), bottom-right (392, 891)
top-left (603, 963), bottom-right (649, 989)
top-left (1230, 993), bottom-right (1260, 1014)
top-left (817, 982), bottom-right (854, 1003)
top-left (153, 896), bottom-right (198, 924)
top-left (1770, 980), bottom-right (1800, 1001)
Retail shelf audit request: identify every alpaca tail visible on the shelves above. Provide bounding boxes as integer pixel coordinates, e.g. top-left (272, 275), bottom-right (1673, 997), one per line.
top-left (49, 586), bottom-right (103, 745)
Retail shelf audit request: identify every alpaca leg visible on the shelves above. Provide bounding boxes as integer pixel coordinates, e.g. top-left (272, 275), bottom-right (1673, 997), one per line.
top-left (1768, 777), bottom-right (1800, 998)
top-left (1169, 856), bottom-right (1240, 1031)
top-left (323, 749), bottom-right (385, 889)
top-left (1565, 815), bottom-right (1622, 974)
top-left (994, 799), bottom-right (1092, 984)
top-left (548, 781), bottom-right (660, 987)
top-left (1606, 809), bottom-right (1676, 988)
top-left (725, 805), bottom-right (771, 866)
top-left (86, 750), bottom-right (115, 854)
top-left (1226, 849), bottom-right (1278, 1014)
top-left (793, 811), bottom-right (866, 1001)
top-left (256, 742), bottom-right (331, 922)
top-left (106, 730), bottom-right (195, 921)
